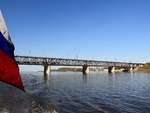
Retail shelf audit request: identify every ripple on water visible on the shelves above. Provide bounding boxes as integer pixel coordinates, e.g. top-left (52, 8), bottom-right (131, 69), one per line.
top-left (0, 82), bottom-right (57, 113)
top-left (1, 72), bottom-right (150, 113)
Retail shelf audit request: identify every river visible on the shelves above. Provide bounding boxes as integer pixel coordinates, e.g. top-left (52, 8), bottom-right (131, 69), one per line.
top-left (0, 72), bottom-right (150, 113)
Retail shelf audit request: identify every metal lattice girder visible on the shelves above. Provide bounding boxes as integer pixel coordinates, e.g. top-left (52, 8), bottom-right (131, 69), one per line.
top-left (15, 56), bottom-right (143, 67)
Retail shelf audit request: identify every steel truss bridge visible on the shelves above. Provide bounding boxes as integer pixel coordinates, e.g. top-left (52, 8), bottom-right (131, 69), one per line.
top-left (15, 56), bottom-right (143, 67)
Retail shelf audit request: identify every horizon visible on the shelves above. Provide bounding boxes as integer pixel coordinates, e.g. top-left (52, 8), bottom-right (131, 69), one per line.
top-left (0, 0), bottom-right (150, 67)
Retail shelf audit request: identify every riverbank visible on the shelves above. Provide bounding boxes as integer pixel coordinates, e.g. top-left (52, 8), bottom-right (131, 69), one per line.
top-left (52, 67), bottom-right (82, 72)
top-left (137, 63), bottom-right (150, 73)
top-left (52, 67), bottom-right (106, 72)
top-left (45, 63), bottom-right (150, 73)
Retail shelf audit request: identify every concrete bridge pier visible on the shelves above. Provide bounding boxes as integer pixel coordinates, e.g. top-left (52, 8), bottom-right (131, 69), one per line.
top-left (108, 66), bottom-right (115, 73)
top-left (44, 65), bottom-right (51, 78)
top-left (82, 65), bottom-right (90, 75)
top-left (123, 66), bottom-right (135, 72)
top-left (129, 66), bottom-right (134, 72)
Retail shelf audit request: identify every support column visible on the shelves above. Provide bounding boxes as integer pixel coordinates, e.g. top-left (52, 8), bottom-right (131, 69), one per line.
top-left (130, 66), bottom-right (137, 72)
top-left (123, 67), bottom-right (133, 72)
top-left (130, 66), bottom-right (134, 72)
top-left (108, 66), bottom-right (115, 73)
top-left (44, 65), bottom-right (51, 78)
top-left (82, 65), bottom-right (90, 74)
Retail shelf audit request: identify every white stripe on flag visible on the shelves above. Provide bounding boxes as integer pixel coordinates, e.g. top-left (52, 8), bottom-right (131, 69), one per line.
top-left (0, 10), bottom-right (12, 43)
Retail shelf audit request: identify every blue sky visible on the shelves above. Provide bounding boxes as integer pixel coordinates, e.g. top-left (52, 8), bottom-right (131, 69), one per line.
top-left (0, 0), bottom-right (150, 63)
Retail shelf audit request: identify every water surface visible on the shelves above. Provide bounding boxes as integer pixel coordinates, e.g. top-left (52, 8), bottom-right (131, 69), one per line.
top-left (1, 72), bottom-right (150, 113)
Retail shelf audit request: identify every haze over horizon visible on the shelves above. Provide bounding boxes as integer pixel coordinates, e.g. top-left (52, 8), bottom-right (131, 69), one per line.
top-left (1, 0), bottom-right (150, 64)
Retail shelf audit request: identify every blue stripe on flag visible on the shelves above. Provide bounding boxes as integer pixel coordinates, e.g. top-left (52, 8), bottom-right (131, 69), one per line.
top-left (0, 32), bottom-right (14, 58)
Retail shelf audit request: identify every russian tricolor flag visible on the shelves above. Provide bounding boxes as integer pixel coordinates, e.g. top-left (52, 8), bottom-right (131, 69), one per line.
top-left (0, 11), bottom-right (24, 91)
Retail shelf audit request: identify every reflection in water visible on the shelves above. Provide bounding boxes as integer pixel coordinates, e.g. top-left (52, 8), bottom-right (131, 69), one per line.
top-left (44, 72), bottom-right (51, 87)
top-left (82, 74), bottom-right (90, 86)
top-left (108, 72), bottom-right (115, 81)
top-left (1, 72), bottom-right (150, 113)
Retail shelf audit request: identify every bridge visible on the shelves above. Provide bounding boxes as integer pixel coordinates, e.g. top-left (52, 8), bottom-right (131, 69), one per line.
top-left (15, 56), bottom-right (144, 75)
top-left (0, 12), bottom-right (144, 76)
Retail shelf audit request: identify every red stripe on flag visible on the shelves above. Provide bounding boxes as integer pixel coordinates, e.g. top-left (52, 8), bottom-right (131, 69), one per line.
top-left (0, 49), bottom-right (24, 91)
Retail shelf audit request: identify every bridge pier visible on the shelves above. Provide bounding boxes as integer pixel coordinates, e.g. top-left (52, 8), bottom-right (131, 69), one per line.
top-left (123, 66), bottom-right (134, 72)
top-left (130, 66), bottom-right (134, 72)
top-left (82, 65), bottom-right (90, 74)
top-left (44, 65), bottom-right (51, 78)
top-left (108, 66), bottom-right (115, 73)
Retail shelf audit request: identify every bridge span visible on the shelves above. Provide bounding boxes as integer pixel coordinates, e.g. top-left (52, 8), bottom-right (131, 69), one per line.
top-left (15, 56), bottom-right (143, 75)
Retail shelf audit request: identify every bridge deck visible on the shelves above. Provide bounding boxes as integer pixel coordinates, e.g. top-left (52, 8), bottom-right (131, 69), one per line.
top-left (15, 56), bottom-right (143, 67)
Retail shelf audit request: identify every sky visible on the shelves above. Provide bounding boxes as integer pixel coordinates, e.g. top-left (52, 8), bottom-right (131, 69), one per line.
top-left (0, 0), bottom-right (150, 65)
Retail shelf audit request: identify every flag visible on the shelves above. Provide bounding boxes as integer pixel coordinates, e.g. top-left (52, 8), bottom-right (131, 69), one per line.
top-left (0, 10), bottom-right (24, 91)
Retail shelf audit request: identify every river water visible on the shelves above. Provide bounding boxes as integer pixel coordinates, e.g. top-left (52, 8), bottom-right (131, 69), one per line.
top-left (0, 72), bottom-right (150, 113)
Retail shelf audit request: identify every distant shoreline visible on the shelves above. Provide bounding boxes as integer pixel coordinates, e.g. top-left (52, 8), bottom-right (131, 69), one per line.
top-left (39, 63), bottom-right (150, 73)
top-left (136, 63), bottom-right (150, 73)
top-left (52, 67), bottom-right (82, 72)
